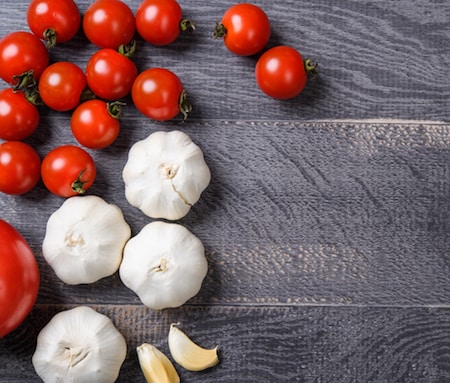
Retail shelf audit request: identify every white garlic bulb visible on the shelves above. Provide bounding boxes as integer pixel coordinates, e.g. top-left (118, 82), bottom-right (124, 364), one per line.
top-left (42, 195), bottom-right (131, 285)
top-left (32, 306), bottom-right (127, 383)
top-left (122, 130), bottom-right (211, 220)
top-left (119, 221), bottom-right (208, 310)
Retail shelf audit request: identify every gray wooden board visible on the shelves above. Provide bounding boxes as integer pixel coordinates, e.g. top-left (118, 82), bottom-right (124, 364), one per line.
top-left (3, 305), bottom-right (450, 382)
top-left (1, 0), bottom-right (450, 382)
top-left (3, 120), bottom-right (450, 306)
top-left (1, 0), bottom-right (449, 121)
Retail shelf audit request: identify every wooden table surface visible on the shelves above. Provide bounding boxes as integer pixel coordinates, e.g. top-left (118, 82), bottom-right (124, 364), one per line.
top-left (1, 0), bottom-right (450, 382)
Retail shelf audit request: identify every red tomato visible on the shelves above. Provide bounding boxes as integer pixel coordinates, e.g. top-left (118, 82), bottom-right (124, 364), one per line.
top-left (27, 0), bottom-right (81, 47)
top-left (0, 141), bottom-right (41, 195)
top-left (83, 0), bottom-right (136, 49)
top-left (0, 220), bottom-right (40, 338)
top-left (38, 62), bottom-right (87, 111)
top-left (214, 3), bottom-right (270, 56)
top-left (41, 145), bottom-right (96, 197)
top-left (85, 48), bottom-right (137, 100)
top-left (132, 68), bottom-right (190, 121)
top-left (71, 100), bottom-right (121, 149)
top-left (0, 31), bottom-right (49, 85)
top-left (0, 89), bottom-right (40, 140)
top-left (255, 45), bottom-right (318, 99)
top-left (136, 0), bottom-right (194, 46)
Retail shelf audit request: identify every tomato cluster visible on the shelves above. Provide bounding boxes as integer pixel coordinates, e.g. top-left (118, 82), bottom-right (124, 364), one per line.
top-left (0, 0), bottom-right (317, 199)
top-left (0, 0), bottom-right (318, 339)
top-left (0, 0), bottom-right (192, 198)
top-left (214, 3), bottom-right (318, 99)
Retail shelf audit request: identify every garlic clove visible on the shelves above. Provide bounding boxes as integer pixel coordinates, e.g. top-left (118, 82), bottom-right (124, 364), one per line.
top-left (168, 323), bottom-right (219, 371)
top-left (32, 306), bottom-right (127, 383)
top-left (137, 343), bottom-right (180, 383)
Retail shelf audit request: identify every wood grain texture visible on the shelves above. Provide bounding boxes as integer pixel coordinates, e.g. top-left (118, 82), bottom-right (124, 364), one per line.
top-left (3, 120), bottom-right (450, 381)
top-left (1, 0), bottom-right (450, 382)
top-left (3, 120), bottom-right (450, 307)
top-left (0, 0), bottom-right (449, 121)
top-left (3, 305), bottom-right (450, 382)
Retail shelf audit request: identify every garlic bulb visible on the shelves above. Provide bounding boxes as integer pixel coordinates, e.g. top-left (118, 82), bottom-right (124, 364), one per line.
top-left (122, 130), bottom-right (211, 220)
top-left (119, 221), bottom-right (208, 310)
top-left (32, 306), bottom-right (127, 383)
top-left (42, 195), bottom-right (131, 285)
top-left (168, 324), bottom-right (219, 371)
top-left (137, 343), bottom-right (180, 383)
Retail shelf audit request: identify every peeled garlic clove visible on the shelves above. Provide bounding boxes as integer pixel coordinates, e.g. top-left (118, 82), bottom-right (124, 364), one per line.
top-left (168, 323), bottom-right (219, 371)
top-left (137, 343), bottom-right (180, 383)
top-left (32, 306), bottom-right (127, 383)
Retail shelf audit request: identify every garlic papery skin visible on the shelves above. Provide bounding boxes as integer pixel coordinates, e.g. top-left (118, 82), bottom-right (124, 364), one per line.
top-left (122, 130), bottom-right (211, 220)
top-left (42, 195), bottom-right (131, 285)
top-left (168, 324), bottom-right (219, 371)
top-left (137, 343), bottom-right (180, 383)
top-left (32, 306), bottom-right (127, 383)
top-left (119, 221), bottom-right (208, 310)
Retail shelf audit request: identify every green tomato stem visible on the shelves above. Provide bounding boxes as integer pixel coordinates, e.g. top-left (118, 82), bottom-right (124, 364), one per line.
top-left (71, 169), bottom-right (89, 194)
top-left (80, 88), bottom-right (96, 103)
top-left (118, 40), bottom-right (137, 59)
top-left (213, 23), bottom-right (227, 39)
top-left (43, 28), bottom-right (57, 49)
top-left (23, 88), bottom-right (41, 106)
top-left (179, 90), bottom-right (192, 120)
top-left (180, 18), bottom-right (196, 32)
top-left (10, 70), bottom-right (41, 105)
top-left (13, 70), bottom-right (37, 92)
top-left (107, 101), bottom-right (126, 119)
top-left (304, 59), bottom-right (319, 80)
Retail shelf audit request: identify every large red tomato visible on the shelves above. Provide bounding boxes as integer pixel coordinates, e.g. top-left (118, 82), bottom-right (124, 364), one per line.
top-left (83, 0), bottom-right (136, 49)
top-left (0, 220), bottom-right (40, 338)
top-left (214, 3), bottom-right (271, 56)
top-left (0, 31), bottom-right (49, 85)
top-left (131, 67), bottom-right (191, 121)
top-left (27, 0), bottom-right (81, 47)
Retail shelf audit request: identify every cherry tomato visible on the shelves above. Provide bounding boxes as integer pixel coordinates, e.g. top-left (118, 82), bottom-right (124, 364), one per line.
top-left (41, 145), bottom-right (96, 197)
top-left (255, 45), bottom-right (318, 100)
top-left (0, 141), bottom-right (41, 195)
top-left (214, 3), bottom-right (270, 56)
top-left (71, 100), bottom-right (122, 149)
top-left (27, 0), bottom-right (81, 48)
top-left (136, 0), bottom-right (195, 46)
top-left (38, 62), bottom-right (87, 111)
top-left (0, 89), bottom-right (40, 141)
top-left (132, 68), bottom-right (190, 121)
top-left (0, 31), bottom-right (49, 85)
top-left (85, 48), bottom-right (137, 100)
top-left (83, 0), bottom-right (136, 49)
top-left (0, 220), bottom-right (40, 338)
